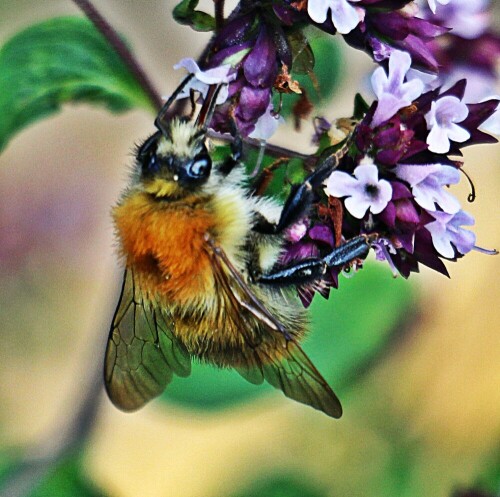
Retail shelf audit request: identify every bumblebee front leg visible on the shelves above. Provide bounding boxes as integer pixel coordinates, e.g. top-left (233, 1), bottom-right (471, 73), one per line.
top-left (218, 123), bottom-right (243, 176)
top-left (253, 236), bottom-right (371, 287)
top-left (253, 143), bottom-right (350, 235)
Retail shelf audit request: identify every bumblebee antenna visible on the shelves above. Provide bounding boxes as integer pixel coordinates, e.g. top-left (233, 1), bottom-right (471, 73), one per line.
top-left (195, 84), bottom-right (224, 130)
top-left (155, 73), bottom-right (195, 136)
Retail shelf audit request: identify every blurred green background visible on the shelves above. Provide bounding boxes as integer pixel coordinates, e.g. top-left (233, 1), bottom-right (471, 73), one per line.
top-left (0, 2), bottom-right (499, 497)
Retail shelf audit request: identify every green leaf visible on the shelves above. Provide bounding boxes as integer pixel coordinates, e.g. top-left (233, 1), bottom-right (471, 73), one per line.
top-left (278, 34), bottom-right (343, 120)
top-left (162, 263), bottom-right (414, 411)
top-left (173, 0), bottom-right (216, 32)
top-left (0, 17), bottom-right (154, 153)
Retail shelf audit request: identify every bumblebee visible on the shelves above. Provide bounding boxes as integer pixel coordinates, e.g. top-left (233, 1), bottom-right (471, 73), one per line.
top-left (104, 78), bottom-right (370, 418)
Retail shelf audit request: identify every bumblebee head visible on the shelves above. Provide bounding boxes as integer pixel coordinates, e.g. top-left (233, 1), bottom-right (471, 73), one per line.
top-left (137, 120), bottom-right (212, 198)
top-left (138, 77), bottom-right (223, 199)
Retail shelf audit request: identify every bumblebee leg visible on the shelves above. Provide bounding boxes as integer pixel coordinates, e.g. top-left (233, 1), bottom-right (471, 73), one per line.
top-left (253, 162), bottom-right (334, 235)
top-left (219, 123), bottom-right (243, 176)
top-left (254, 235), bottom-right (370, 286)
top-left (254, 150), bottom-right (352, 236)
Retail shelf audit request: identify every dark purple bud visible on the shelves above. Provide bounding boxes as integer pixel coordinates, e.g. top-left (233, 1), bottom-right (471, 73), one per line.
top-left (391, 181), bottom-right (412, 200)
top-left (379, 202), bottom-right (396, 227)
top-left (212, 14), bottom-right (255, 50)
top-left (395, 198), bottom-right (420, 225)
top-left (397, 233), bottom-right (414, 254)
top-left (414, 228), bottom-right (450, 276)
top-left (370, 12), bottom-right (410, 41)
top-left (235, 86), bottom-right (271, 121)
top-left (440, 79), bottom-right (467, 100)
top-left (243, 24), bottom-right (278, 88)
top-left (397, 34), bottom-right (440, 72)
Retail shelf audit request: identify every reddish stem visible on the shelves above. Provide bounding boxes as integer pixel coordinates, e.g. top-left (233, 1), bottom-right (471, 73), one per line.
top-left (71, 0), bottom-right (163, 110)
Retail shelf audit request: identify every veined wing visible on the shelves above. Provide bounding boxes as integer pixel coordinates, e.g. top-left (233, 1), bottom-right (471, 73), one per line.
top-left (104, 270), bottom-right (191, 411)
top-left (206, 237), bottom-right (342, 418)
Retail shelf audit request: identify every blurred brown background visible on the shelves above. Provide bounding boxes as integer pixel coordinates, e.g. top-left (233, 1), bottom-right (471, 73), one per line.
top-left (0, 1), bottom-right (498, 496)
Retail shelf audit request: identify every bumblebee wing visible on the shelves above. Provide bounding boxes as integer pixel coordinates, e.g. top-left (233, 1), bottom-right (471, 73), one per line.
top-left (206, 238), bottom-right (342, 418)
top-left (254, 339), bottom-right (342, 418)
top-left (104, 270), bottom-right (191, 411)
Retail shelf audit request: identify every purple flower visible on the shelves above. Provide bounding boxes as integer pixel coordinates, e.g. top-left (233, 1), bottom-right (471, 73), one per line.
top-left (425, 95), bottom-right (471, 153)
top-left (425, 209), bottom-right (476, 258)
top-left (429, 0), bottom-right (490, 39)
top-left (173, 58), bottom-right (236, 104)
top-left (343, 6), bottom-right (448, 72)
top-left (395, 163), bottom-right (461, 214)
top-left (308, 0), bottom-right (362, 34)
top-left (371, 50), bottom-right (424, 127)
top-left (324, 160), bottom-right (393, 218)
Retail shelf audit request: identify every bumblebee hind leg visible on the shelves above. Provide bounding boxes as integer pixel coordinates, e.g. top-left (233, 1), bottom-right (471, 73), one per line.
top-left (253, 236), bottom-right (371, 287)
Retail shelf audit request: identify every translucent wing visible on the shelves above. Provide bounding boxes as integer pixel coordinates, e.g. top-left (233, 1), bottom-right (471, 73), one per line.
top-left (104, 270), bottom-right (191, 411)
top-left (206, 238), bottom-right (342, 418)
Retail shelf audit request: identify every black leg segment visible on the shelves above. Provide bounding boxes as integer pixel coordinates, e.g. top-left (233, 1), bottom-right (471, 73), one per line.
top-left (255, 236), bottom-right (371, 288)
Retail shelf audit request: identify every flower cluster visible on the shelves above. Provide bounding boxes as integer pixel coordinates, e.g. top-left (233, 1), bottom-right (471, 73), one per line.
top-left (170, 1), bottom-right (498, 306)
top-left (301, 0), bottom-right (448, 71)
top-left (294, 50), bottom-right (498, 288)
top-left (202, 4), bottom-right (304, 138)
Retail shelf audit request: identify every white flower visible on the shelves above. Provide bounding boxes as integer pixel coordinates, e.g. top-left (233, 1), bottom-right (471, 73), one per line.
top-left (395, 163), bottom-right (461, 214)
top-left (425, 209), bottom-right (476, 258)
top-left (249, 103), bottom-right (284, 140)
top-left (426, 0), bottom-right (451, 14)
top-left (307, 0), bottom-right (362, 35)
top-left (173, 58), bottom-right (236, 105)
top-left (371, 50), bottom-right (424, 127)
top-left (425, 95), bottom-right (471, 153)
top-left (324, 159), bottom-right (393, 219)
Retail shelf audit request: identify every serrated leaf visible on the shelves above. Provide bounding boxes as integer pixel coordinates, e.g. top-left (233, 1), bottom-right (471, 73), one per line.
top-left (0, 17), bottom-right (154, 153)
top-left (173, 0), bottom-right (215, 32)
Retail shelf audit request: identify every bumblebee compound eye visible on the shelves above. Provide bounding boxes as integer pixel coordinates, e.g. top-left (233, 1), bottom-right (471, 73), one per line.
top-left (137, 131), bottom-right (162, 178)
top-left (183, 154), bottom-right (212, 184)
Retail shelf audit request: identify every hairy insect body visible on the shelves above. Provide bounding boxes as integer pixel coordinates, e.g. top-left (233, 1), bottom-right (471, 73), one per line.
top-left (113, 165), bottom-right (307, 368)
top-left (105, 97), bottom-right (367, 416)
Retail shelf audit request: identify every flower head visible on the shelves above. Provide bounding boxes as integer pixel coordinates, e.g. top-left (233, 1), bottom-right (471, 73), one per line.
top-left (324, 160), bottom-right (393, 218)
top-left (307, 0), bottom-right (362, 35)
top-left (371, 50), bottom-right (424, 127)
top-left (425, 95), bottom-right (471, 153)
top-left (174, 58), bottom-right (236, 104)
top-left (395, 163), bottom-right (461, 214)
top-left (425, 209), bottom-right (476, 258)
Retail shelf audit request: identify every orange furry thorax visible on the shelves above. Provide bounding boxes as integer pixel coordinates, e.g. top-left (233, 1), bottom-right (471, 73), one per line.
top-left (113, 191), bottom-right (216, 304)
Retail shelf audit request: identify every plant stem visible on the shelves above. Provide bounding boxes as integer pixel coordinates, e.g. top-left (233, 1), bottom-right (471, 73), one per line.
top-left (71, 0), bottom-right (163, 111)
top-left (214, 0), bottom-right (225, 31)
top-left (208, 131), bottom-right (316, 167)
